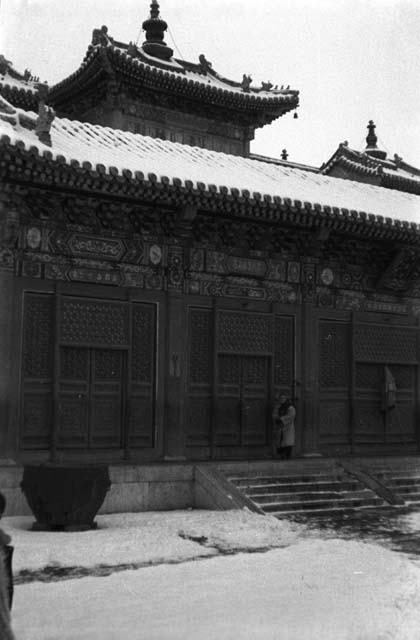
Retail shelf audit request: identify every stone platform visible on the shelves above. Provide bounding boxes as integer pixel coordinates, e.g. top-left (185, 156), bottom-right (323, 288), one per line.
top-left (1, 456), bottom-right (420, 517)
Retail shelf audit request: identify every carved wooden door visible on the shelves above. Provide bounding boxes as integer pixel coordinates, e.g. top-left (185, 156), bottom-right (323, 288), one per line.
top-left (58, 347), bottom-right (124, 448)
top-left (354, 363), bottom-right (416, 446)
top-left (353, 323), bottom-right (418, 448)
top-left (318, 321), bottom-right (351, 449)
top-left (215, 355), bottom-right (269, 447)
top-left (21, 293), bottom-right (54, 450)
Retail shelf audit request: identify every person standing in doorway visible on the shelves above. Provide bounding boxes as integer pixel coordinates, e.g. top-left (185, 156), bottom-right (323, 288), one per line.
top-left (272, 394), bottom-right (296, 459)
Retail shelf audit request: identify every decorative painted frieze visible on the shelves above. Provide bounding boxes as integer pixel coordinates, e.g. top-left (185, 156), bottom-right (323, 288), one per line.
top-left (68, 267), bottom-right (122, 286)
top-left (68, 234), bottom-right (125, 260)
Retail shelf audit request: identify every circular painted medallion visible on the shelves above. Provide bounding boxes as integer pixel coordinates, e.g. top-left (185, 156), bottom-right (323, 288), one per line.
top-left (149, 244), bottom-right (162, 265)
top-left (320, 267), bottom-right (334, 286)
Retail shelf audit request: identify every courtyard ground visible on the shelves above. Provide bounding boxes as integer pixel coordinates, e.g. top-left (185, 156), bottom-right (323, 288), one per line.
top-left (3, 508), bottom-right (420, 639)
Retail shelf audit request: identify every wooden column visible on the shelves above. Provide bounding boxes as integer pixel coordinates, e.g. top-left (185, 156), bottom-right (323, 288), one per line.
top-left (300, 303), bottom-right (322, 456)
top-left (0, 268), bottom-right (16, 460)
top-left (164, 291), bottom-right (187, 459)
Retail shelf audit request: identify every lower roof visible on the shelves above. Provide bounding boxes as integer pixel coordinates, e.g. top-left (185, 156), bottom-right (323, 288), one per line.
top-left (0, 101), bottom-right (419, 229)
top-left (321, 143), bottom-right (420, 196)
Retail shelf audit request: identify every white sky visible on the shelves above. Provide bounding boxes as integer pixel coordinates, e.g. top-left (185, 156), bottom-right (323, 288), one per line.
top-left (0, 0), bottom-right (419, 167)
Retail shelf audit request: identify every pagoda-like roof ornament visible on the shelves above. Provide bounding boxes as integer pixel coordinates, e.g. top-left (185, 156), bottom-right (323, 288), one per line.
top-left (142, 0), bottom-right (173, 61)
top-left (320, 123), bottom-right (420, 195)
top-left (365, 120), bottom-right (387, 160)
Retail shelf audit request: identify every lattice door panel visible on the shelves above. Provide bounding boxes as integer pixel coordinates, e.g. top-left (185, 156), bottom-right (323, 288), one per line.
top-left (58, 347), bottom-right (124, 448)
top-left (217, 311), bottom-right (273, 354)
top-left (215, 355), bottom-right (269, 447)
top-left (90, 350), bottom-right (124, 448)
top-left (57, 347), bottom-right (90, 448)
top-left (21, 293), bottom-right (54, 449)
top-left (319, 322), bottom-right (350, 389)
top-left (355, 363), bottom-right (416, 445)
top-left (241, 357), bottom-right (269, 446)
top-left (186, 308), bottom-right (213, 448)
top-left (387, 402), bottom-right (417, 443)
top-left (353, 400), bottom-right (385, 443)
top-left (274, 315), bottom-right (294, 392)
top-left (60, 298), bottom-right (129, 347)
top-left (129, 303), bottom-right (157, 448)
top-left (318, 320), bottom-right (351, 445)
top-left (319, 402), bottom-right (350, 443)
top-left (386, 365), bottom-right (416, 444)
top-left (215, 355), bottom-right (241, 446)
top-left (354, 324), bottom-right (418, 363)
top-left (353, 323), bottom-right (418, 447)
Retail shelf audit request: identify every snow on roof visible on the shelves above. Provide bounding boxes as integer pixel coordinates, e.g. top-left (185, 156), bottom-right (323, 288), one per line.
top-left (109, 39), bottom-right (298, 100)
top-left (383, 164), bottom-right (420, 184)
top-left (1, 109), bottom-right (419, 226)
top-left (0, 72), bottom-right (38, 94)
top-left (50, 42), bottom-right (298, 110)
top-left (322, 143), bottom-right (420, 188)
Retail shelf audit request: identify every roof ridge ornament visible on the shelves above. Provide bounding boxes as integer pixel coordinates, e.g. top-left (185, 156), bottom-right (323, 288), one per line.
top-left (241, 74), bottom-right (252, 92)
top-left (35, 83), bottom-right (55, 147)
top-left (261, 81), bottom-right (273, 91)
top-left (394, 153), bottom-right (403, 168)
top-left (198, 54), bottom-right (212, 73)
top-left (142, 1), bottom-right (174, 61)
top-left (91, 25), bottom-right (114, 47)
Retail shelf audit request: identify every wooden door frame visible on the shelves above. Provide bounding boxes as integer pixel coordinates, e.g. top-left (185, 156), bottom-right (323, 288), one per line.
top-left (317, 308), bottom-right (420, 456)
top-left (351, 312), bottom-right (420, 453)
top-left (17, 279), bottom-right (165, 463)
top-left (214, 353), bottom-right (271, 451)
top-left (184, 295), bottom-right (299, 460)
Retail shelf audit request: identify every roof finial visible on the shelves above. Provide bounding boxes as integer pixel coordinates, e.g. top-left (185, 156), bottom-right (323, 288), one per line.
top-left (366, 120), bottom-right (377, 149)
top-left (281, 149), bottom-right (288, 161)
top-left (142, 1), bottom-right (174, 60)
top-left (150, 0), bottom-right (160, 19)
top-left (365, 120), bottom-right (387, 160)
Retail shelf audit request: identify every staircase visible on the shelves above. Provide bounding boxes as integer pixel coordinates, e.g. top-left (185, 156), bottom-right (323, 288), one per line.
top-left (360, 459), bottom-right (420, 507)
top-left (227, 463), bottom-right (385, 517)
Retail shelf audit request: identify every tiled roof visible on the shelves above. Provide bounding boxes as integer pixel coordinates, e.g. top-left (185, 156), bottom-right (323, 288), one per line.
top-left (49, 38), bottom-right (299, 117)
top-left (0, 71), bottom-right (40, 112)
top-left (321, 143), bottom-right (420, 195)
top-left (1, 100), bottom-right (419, 230)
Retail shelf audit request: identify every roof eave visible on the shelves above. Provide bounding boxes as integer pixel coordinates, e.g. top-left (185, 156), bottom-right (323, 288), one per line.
top-left (1, 137), bottom-right (418, 244)
top-left (48, 44), bottom-right (299, 116)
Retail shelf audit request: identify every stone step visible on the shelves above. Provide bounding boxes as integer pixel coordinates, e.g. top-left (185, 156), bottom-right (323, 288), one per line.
top-left (258, 496), bottom-right (384, 513)
top-left (386, 478), bottom-right (420, 487)
top-left (248, 489), bottom-right (375, 504)
top-left (238, 480), bottom-right (363, 495)
top-left (375, 471), bottom-right (420, 480)
top-left (229, 473), bottom-right (349, 487)
top-left (387, 482), bottom-right (420, 492)
top-left (273, 504), bottom-right (388, 519)
top-left (400, 491), bottom-right (420, 503)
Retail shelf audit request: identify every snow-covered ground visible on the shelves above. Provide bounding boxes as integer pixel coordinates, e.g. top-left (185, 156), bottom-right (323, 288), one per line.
top-left (4, 509), bottom-right (420, 639)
